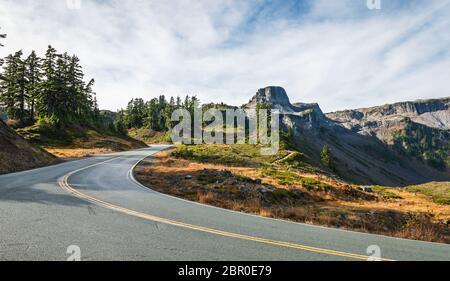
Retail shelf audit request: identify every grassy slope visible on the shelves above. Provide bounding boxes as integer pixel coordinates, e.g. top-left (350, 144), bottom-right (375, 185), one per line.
top-left (404, 182), bottom-right (450, 205)
top-left (135, 144), bottom-right (450, 243)
top-left (128, 128), bottom-right (171, 144)
top-left (16, 122), bottom-right (147, 158)
top-left (0, 120), bottom-right (58, 174)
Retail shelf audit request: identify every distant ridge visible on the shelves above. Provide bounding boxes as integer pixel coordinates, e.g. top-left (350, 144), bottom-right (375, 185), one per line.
top-left (244, 86), bottom-right (450, 186)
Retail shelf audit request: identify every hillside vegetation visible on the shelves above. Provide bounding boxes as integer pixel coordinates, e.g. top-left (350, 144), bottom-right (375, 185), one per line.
top-left (404, 182), bottom-right (450, 205)
top-left (128, 128), bottom-right (171, 144)
top-left (16, 120), bottom-right (145, 158)
top-left (135, 145), bottom-right (450, 243)
top-left (0, 120), bottom-right (57, 174)
top-left (0, 44), bottom-right (144, 160)
top-left (393, 120), bottom-right (450, 171)
top-left (123, 87), bottom-right (450, 186)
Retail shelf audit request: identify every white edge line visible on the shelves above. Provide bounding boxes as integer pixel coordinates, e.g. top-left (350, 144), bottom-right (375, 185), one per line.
top-left (129, 146), bottom-right (450, 248)
top-left (59, 146), bottom-right (390, 261)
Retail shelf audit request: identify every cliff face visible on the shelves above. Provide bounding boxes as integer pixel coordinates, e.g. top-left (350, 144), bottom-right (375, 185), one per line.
top-left (246, 86), bottom-right (292, 108)
top-left (0, 120), bottom-right (57, 174)
top-left (245, 87), bottom-right (450, 186)
top-left (245, 86), bottom-right (326, 129)
top-left (326, 97), bottom-right (450, 143)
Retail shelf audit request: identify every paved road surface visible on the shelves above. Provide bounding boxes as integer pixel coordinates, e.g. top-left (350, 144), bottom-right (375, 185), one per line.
top-left (1, 146), bottom-right (449, 261)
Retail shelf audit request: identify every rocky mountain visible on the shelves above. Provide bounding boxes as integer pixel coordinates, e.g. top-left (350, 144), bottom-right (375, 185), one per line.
top-left (326, 97), bottom-right (450, 171)
top-left (245, 86), bottom-right (450, 186)
top-left (0, 119), bottom-right (57, 174)
top-left (326, 97), bottom-right (450, 143)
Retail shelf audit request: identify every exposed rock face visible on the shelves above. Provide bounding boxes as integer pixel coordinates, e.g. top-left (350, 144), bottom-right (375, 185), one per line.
top-left (326, 97), bottom-right (450, 143)
top-left (246, 86), bottom-right (291, 108)
top-left (245, 86), bottom-right (326, 129)
top-left (245, 87), bottom-right (450, 186)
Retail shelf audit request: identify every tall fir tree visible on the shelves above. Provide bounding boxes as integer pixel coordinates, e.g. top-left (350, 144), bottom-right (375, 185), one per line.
top-left (0, 54), bottom-right (18, 118)
top-left (38, 46), bottom-right (58, 121)
top-left (2, 45), bottom-right (99, 127)
top-left (14, 51), bottom-right (27, 122)
top-left (0, 51), bottom-right (27, 121)
top-left (0, 27), bottom-right (6, 67)
top-left (25, 51), bottom-right (42, 121)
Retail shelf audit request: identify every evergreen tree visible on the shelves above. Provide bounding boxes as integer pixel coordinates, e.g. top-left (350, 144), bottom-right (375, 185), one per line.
top-left (115, 109), bottom-right (128, 136)
top-left (37, 46), bottom-right (58, 121)
top-left (25, 51), bottom-right (42, 121)
top-left (321, 144), bottom-right (335, 171)
top-left (125, 98), bottom-right (146, 128)
top-left (0, 51), bottom-right (27, 121)
top-left (0, 27), bottom-right (5, 47)
top-left (1, 45), bottom-right (99, 127)
top-left (0, 54), bottom-right (18, 119)
top-left (0, 28), bottom-right (5, 67)
top-left (165, 97), bottom-right (175, 130)
top-left (14, 51), bottom-right (27, 122)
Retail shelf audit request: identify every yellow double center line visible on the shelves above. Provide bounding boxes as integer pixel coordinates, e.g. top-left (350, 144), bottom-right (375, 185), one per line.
top-left (58, 156), bottom-right (394, 261)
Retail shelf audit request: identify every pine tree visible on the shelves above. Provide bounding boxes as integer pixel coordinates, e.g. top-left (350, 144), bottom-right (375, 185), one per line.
top-left (146, 98), bottom-right (159, 130)
top-left (0, 51), bottom-right (27, 122)
top-left (165, 96), bottom-right (176, 130)
top-left (115, 110), bottom-right (128, 136)
top-left (14, 51), bottom-right (27, 122)
top-left (0, 54), bottom-right (18, 119)
top-left (321, 144), bottom-right (334, 171)
top-left (1, 43), bottom-right (106, 131)
top-left (125, 98), bottom-right (146, 129)
top-left (0, 27), bottom-right (6, 47)
top-left (25, 51), bottom-right (42, 121)
top-left (67, 55), bottom-right (86, 119)
top-left (38, 46), bottom-right (58, 121)
top-left (0, 28), bottom-right (6, 67)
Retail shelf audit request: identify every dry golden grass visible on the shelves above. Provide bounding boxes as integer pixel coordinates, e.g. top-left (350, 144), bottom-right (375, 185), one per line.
top-left (337, 189), bottom-right (450, 221)
top-left (42, 129), bottom-right (146, 158)
top-left (44, 147), bottom-right (114, 158)
top-left (134, 149), bottom-right (450, 243)
top-left (198, 192), bottom-right (216, 204)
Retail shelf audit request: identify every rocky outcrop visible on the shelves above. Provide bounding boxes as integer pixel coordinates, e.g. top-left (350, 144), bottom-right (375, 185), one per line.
top-left (246, 86), bottom-right (322, 112)
top-left (245, 87), bottom-right (450, 186)
top-left (327, 97), bottom-right (450, 143)
top-left (245, 86), bottom-right (326, 129)
top-left (246, 86), bottom-right (292, 108)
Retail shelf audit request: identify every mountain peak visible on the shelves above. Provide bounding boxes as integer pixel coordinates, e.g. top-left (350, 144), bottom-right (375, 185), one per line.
top-left (245, 86), bottom-right (324, 119)
top-left (251, 86), bottom-right (291, 106)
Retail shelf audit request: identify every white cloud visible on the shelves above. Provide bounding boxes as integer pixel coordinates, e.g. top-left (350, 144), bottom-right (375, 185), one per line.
top-left (0, 0), bottom-right (449, 112)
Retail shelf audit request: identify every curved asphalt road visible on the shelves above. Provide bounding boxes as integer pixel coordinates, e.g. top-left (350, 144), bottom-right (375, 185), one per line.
top-left (0, 145), bottom-right (449, 261)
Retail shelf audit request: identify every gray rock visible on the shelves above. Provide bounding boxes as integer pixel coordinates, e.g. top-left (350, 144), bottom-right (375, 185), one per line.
top-left (326, 97), bottom-right (450, 140)
top-left (360, 186), bottom-right (373, 193)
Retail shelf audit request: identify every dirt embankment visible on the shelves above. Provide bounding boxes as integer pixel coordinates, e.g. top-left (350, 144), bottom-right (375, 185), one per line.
top-left (16, 123), bottom-right (147, 158)
top-left (0, 120), bottom-right (58, 174)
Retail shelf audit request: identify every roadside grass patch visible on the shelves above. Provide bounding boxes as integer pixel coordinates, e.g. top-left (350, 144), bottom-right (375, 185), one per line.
top-left (262, 168), bottom-right (332, 191)
top-left (134, 150), bottom-right (450, 243)
top-left (404, 182), bottom-right (450, 205)
top-left (172, 144), bottom-right (289, 167)
top-left (16, 122), bottom-right (146, 158)
top-left (372, 186), bottom-right (403, 200)
top-left (128, 128), bottom-right (172, 144)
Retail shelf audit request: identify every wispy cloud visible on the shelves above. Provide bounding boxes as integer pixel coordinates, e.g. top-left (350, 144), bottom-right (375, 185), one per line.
top-left (0, 0), bottom-right (449, 112)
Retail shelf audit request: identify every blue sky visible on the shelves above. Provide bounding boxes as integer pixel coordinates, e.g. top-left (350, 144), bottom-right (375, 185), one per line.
top-left (0, 0), bottom-right (449, 112)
